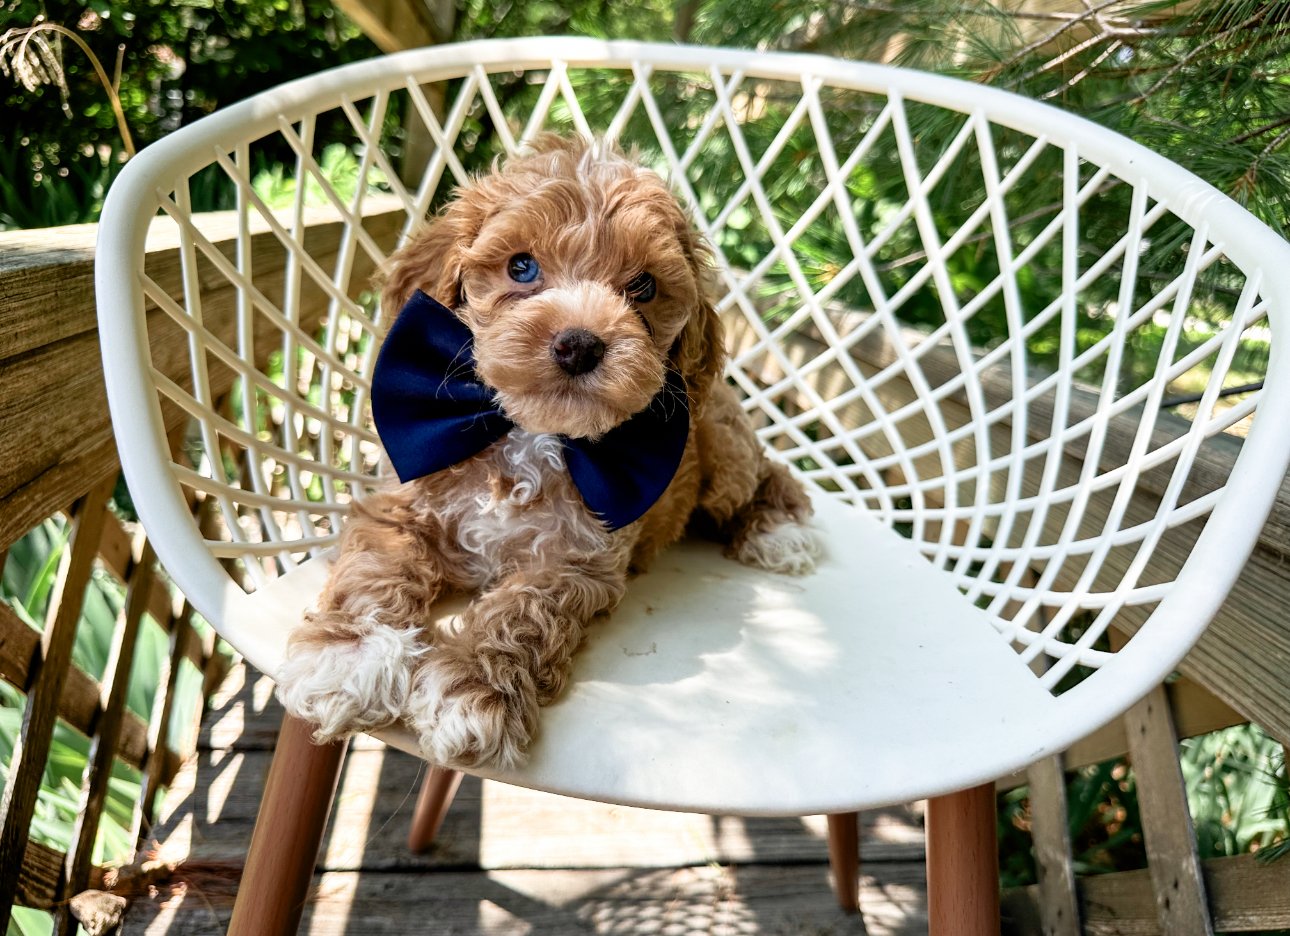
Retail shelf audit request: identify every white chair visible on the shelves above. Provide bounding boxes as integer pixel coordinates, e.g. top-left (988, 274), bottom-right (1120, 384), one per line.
top-left (95, 38), bottom-right (1290, 934)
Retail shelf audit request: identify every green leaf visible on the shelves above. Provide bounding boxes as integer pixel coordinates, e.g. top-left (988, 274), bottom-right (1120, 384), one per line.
top-left (21, 521), bottom-right (69, 624)
top-left (9, 906), bottom-right (53, 936)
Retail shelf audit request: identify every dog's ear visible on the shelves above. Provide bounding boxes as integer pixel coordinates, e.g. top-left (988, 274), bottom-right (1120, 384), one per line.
top-left (673, 226), bottom-right (727, 412)
top-left (676, 295), bottom-right (726, 410)
top-left (378, 200), bottom-right (477, 320)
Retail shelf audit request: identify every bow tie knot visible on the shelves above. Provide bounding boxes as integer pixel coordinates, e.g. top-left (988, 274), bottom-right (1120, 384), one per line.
top-left (370, 290), bottom-right (690, 531)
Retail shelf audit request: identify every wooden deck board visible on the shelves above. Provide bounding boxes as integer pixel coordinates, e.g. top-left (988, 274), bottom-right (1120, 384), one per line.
top-left (122, 666), bottom-right (929, 934)
top-left (126, 865), bottom-right (929, 936)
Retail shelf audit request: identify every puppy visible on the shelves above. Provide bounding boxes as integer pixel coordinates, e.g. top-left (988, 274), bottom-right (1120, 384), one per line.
top-left (278, 135), bottom-right (821, 769)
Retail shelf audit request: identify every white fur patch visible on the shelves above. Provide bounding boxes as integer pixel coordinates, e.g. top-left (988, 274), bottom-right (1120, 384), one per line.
top-left (734, 521), bottom-right (823, 576)
top-left (452, 430), bottom-right (610, 579)
top-left (277, 625), bottom-right (423, 742)
top-left (407, 661), bottom-right (528, 770)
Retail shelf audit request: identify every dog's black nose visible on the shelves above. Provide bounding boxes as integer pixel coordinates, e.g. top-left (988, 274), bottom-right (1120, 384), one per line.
top-left (551, 328), bottom-right (606, 376)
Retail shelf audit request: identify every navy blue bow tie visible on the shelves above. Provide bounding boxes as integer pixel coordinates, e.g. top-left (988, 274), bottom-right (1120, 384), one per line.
top-left (370, 290), bottom-right (690, 531)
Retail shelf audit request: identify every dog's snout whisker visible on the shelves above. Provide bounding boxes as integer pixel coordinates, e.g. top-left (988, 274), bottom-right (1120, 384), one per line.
top-left (551, 328), bottom-right (606, 376)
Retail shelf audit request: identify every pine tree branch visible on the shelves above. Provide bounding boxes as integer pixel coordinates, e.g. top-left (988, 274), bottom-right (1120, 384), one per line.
top-left (674, 0), bottom-right (702, 42)
top-left (875, 199), bottom-right (1066, 272)
top-left (987, 0), bottom-right (1127, 80)
top-left (1015, 30), bottom-right (1108, 84)
top-left (1126, 10), bottom-right (1268, 106)
top-left (1039, 39), bottom-right (1121, 99)
top-left (836, 1), bottom-right (1154, 27)
top-left (1231, 125), bottom-right (1290, 203)
top-left (1257, 125), bottom-right (1290, 160)
top-left (1231, 114), bottom-right (1290, 146)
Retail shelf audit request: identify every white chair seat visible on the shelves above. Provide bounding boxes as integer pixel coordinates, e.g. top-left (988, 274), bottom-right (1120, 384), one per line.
top-left (239, 492), bottom-right (1063, 815)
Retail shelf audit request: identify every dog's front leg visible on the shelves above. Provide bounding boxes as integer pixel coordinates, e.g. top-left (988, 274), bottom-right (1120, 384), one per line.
top-left (698, 382), bottom-right (822, 575)
top-left (278, 491), bottom-right (454, 742)
top-left (409, 553), bottom-right (628, 769)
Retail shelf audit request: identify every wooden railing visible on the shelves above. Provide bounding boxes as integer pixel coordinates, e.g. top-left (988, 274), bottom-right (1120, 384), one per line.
top-left (0, 205), bottom-right (397, 932)
top-left (999, 673), bottom-right (1290, 933)
top-left (0, 211), bottom-right (1286, 933)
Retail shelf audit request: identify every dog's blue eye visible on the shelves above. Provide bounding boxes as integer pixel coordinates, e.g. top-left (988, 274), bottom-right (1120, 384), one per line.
top-left (508, 253), bottom-right (540, 283)
top-left (626, 272), bottom-right (656, 303)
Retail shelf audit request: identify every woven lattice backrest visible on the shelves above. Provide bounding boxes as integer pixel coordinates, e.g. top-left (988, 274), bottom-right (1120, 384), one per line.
top-left (113, 41), bottom-right (1288, 697)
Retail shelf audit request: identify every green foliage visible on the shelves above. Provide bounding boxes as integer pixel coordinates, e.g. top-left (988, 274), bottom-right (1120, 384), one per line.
top-left (454, 0), bottom-right (673, 41)
top-left (1183, 724), bottom-right (1290, 862)
top-left (0, 135), bottom-right (125, 228)
top-left (999, 723), bottom-right (1290, 890)
top-left (999, 757), bottom-right (1146, 888)
top-left (0, 523), bottom-right (152, 904)
top-left (0, 0), bottom-right (381, 229)
top-left (3, 518), bottom-right (171, 722)
top-left (8, 906), bottom-right (53, 936)
top-left (0, 682), bottom-right (145, 864)
top-left (445, 0), bottom-right (1290, 246)
top-left (0, 485), bottom-right (225, 931)
top-left (251, 141), bottom-right (388, 210)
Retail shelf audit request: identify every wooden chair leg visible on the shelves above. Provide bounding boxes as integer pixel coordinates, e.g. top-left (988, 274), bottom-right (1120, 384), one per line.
top-left (227, 713), bottom-right (346, 936)
top-left (407, 765), bottom-right (464, 852)
top-left (926, 782), bottom-right (1000, 936)
top-left (826, 811), bottom-right (861, 913)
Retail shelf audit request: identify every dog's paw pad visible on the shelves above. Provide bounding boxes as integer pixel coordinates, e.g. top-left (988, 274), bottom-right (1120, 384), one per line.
top-left (733, 521), bottom-right (823, 576)
top-left (277, 626), bottom-right (421, 742)
top-left (408, 664), bottom-right (532, 770)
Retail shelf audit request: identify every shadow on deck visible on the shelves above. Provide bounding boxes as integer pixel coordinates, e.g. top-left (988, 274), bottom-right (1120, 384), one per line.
top-left (122, 665), bottom-right (929, 935)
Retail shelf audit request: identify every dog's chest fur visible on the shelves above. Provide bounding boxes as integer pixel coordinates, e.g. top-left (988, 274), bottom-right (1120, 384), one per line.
top-left (410, 430), bottom-right (619, 586)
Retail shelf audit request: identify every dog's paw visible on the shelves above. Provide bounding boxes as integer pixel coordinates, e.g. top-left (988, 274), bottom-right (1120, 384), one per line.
top-left (277, 625), bottom-right (422, 743)
top-left (731, 520), bottom-right (823, 576)
top-left (408, 657), bottom-right (536, 770)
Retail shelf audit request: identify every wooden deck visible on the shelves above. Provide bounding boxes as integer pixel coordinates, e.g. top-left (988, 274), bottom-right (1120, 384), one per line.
top-left (121, 664), bottom-right (929, 935)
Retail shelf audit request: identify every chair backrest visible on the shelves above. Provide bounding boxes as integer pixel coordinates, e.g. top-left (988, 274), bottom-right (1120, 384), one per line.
top-left (97, 38), bottom-right (1290, 704)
